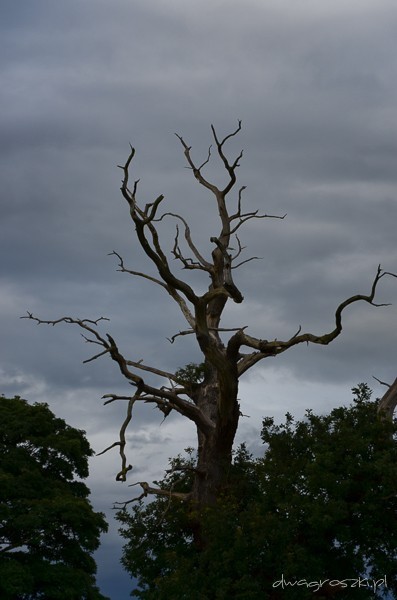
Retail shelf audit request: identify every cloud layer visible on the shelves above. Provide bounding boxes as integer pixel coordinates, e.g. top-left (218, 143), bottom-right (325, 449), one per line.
top-left (2, 1), bottom-right (397, 597)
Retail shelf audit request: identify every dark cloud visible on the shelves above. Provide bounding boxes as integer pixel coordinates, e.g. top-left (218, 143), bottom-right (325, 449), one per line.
top-left (2, 1), bottom-right (397, 597)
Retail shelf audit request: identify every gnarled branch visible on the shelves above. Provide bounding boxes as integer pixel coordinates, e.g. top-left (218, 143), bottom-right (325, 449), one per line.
top-left (109, 250), bottom-right (196, 329)
top-left (210, 120), bottom-right (243, 195)
top-left (21, 313), bottom-right (215, 439)
top-left (97, 392), bottom-right (138, 481)
top-left (113, 481), bottom-right (190, 510)
top-left (233, 265), bottom-right (396, 375)
top-left (229, 186), bottom-right (287, 234)
top-left (119, 146), bottom-right (198, 306)
top-left (158, 212), bottom-right (212, 271)
top-left (210, 236), bottom-right (243, 303)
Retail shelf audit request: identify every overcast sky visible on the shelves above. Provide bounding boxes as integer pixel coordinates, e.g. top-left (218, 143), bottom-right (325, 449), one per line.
top-left (2, 1), bottom-right (397, 597)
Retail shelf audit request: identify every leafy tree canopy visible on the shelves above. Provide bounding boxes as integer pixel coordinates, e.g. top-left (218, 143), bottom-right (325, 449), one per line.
top-left (0, 395), bottom-right (109, 600)
top-left (117, 384), bottom-right (397, 599)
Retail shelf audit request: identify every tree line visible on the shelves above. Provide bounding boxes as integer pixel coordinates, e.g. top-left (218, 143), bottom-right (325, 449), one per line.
top-left (1, 384), bottom-right (396, 598)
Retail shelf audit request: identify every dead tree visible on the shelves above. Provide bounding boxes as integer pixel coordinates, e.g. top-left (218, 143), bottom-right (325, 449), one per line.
top-left (23, 122), bottom-right (396, 516)
top-left (376, 376), bottom-right (397, 420)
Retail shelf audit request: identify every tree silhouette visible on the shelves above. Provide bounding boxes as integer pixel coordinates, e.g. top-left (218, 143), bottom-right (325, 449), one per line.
top-left (0, 396), bottom-right (108, 599)
top-left (23, 122), bottom-right (396, 540)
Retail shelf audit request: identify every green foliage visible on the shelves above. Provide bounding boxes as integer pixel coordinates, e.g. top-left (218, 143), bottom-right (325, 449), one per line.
top-left (117, 386), bottom-right (397, 599)
top-left (174, 363), bottom-right (208, 386)
top-left (117, 449), bottom-right (196, 598)
top-left (0, 396), bottom-right (109, 600)
top-left (257, 384), bottom-right (397, 598)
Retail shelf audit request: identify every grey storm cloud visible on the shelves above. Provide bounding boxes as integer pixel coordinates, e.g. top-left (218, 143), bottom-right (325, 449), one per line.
top-left (2, 1), bottom-right (397, 597)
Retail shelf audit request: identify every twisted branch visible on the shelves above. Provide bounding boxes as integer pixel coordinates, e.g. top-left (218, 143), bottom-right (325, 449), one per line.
top-left (232, 265), bottom-right (397, 374)
top-left (21, 313), bottom-right (215, 437)
top-left (97, 393), bottom-right (138, 481)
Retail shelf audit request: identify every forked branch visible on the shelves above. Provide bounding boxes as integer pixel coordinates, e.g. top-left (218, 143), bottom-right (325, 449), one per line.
top-left (158, 212), bottom-right (212, 271)
top-left (97, 393), bottom-right (138, 481)
top-left (21, 313), bottom-right (215, 437)
top-left (118, 146), bottom-right (198, 306)
top-left (210, 120), bottom-right (243, 195)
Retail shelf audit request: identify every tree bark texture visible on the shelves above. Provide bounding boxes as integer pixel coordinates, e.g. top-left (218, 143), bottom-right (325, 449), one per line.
top-left (377, 377), bottom-right (397, 420)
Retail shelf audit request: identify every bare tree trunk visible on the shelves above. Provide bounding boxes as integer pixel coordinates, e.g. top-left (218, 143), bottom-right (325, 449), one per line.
top-left (377, 376), bottom-right (397, 420)
top-left (192, 372), bottom-right (240, 508)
